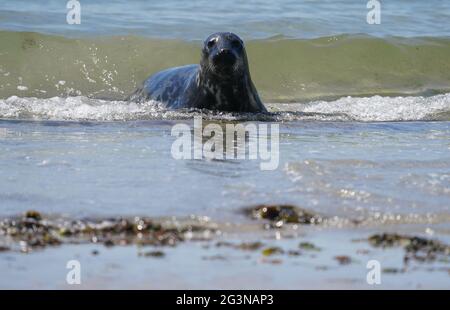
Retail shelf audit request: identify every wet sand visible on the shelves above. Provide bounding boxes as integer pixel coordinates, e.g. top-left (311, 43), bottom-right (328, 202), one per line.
top-left (1, 207), bottom-right (449, 289)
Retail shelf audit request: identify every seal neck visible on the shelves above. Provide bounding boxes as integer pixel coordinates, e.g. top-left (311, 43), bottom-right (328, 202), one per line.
top-left (197, 70), bottom-right (265, 112)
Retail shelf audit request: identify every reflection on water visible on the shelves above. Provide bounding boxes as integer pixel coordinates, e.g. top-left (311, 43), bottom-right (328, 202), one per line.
top-left (0, 119), bottom-right (448, 227)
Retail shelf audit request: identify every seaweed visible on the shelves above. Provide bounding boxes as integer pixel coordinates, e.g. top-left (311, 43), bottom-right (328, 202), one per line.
top-left (139, 250), bottom-right (165, 258)
top-left (0, 211), bottom-right (216, 253)
top-left (368, 233), bottom-right (450, 263)
top-left (299, 242), bottom-right (321, 251)
top-left (215, 241), bottom-right (264, 251)
top-left (334, 255), bottom-right (352, 265)
top-left (243, 204), bottom-right (324, 225)
top-left (261, 247), bottom-right (284, 256)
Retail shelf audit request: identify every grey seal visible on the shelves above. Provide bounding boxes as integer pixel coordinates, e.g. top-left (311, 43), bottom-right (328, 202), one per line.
top-left (128, 32), bottom-right (267, 113)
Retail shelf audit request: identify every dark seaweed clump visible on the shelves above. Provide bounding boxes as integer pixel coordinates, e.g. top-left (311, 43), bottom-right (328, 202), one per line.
top-left (243, 204), bottom-right (324, 225)
top-left (368, 233), bottom-right (450, 263)
top-left (0, 210), bottom-right (216, 253)
top-left (215, 241), bottom-right (264, 251)
top-left (299, 242), bottom-right (321, 251)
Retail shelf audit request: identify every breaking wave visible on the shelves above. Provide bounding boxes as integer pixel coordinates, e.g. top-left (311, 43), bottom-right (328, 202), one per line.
top-left (1, 93), bottom-right (449, 122)
top-left (1, 31), bottom-right (450, 102)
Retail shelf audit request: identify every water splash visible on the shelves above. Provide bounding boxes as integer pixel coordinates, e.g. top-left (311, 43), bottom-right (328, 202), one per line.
top-left (1, 93), bottom-right (450, 122)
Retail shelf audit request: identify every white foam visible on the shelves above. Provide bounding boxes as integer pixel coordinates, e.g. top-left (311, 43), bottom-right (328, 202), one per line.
top-left (0, 96), bottom-right (165, 121)
top-left (280, 93), bottom-right (450, 122)
top-left (0, 93), bottom-right (449, 122)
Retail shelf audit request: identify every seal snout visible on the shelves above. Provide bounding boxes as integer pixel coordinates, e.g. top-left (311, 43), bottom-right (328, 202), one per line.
top-left (213, 48), bottom-right (236, 67)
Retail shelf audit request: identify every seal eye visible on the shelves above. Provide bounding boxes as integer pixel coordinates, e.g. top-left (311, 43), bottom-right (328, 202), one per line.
top-left (207, 38), bottom-right (217, 49)
top-left (231, 40), bottom-right (241, 49)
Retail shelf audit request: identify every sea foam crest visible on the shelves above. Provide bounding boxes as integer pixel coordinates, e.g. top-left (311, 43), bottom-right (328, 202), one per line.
top-left (1, 93), bottom-right (450, 122)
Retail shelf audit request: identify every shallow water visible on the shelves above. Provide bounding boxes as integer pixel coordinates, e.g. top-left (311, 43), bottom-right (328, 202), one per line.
top-left (1, 119), bottom-right (449, 223)
top-left (2, 229), bottom-right (450, 289)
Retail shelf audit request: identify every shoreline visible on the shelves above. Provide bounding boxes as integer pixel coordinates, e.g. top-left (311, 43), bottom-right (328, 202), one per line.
top-left (1, 207), bottom-right (449, 289)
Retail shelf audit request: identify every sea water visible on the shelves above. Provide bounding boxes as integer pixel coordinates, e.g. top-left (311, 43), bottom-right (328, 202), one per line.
top-left (0, 0), bottom-right (449, 288)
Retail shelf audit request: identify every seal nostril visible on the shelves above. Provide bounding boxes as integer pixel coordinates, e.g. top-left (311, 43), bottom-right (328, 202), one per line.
top-left (213, 49), bottom-right (236, 66)
top-left (218, 48), bottom-right (231, 56)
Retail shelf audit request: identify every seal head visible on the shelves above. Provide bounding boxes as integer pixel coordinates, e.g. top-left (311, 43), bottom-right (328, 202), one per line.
top-left (196, 32), bottom-right (266, 112)
top-left (202, 33), bottom-right (246, 79)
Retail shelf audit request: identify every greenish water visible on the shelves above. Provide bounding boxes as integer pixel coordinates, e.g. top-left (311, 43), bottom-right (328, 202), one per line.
top-left (1, 32), bottom-right (450, 102)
